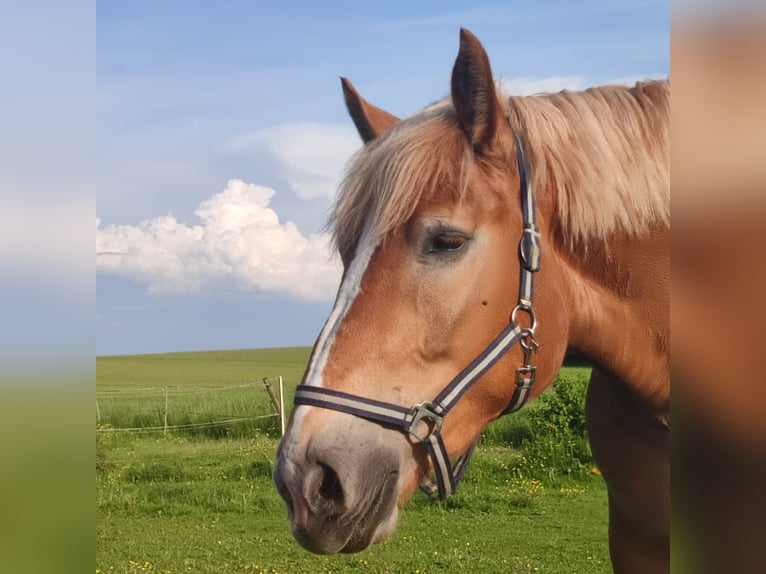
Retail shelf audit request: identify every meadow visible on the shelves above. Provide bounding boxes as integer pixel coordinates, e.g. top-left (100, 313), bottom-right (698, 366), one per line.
top-left (96, 348), bottom-right (610, 573)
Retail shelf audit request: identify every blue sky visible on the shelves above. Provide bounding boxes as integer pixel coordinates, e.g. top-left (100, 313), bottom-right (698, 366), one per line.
top-left (96, 1), bottom-right (669, 356)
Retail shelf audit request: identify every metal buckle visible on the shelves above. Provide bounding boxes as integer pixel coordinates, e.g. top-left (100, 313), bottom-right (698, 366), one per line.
top-left (406, 402), bottom-right (444, 442)
top-left (520, 225), bottom-right (541, 272)
top-left (515, 365), bottom-right (537, 388)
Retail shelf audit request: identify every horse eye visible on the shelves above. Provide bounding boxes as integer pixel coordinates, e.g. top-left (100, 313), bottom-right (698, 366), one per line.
top-left (430, 234), bottom-right (467, 253)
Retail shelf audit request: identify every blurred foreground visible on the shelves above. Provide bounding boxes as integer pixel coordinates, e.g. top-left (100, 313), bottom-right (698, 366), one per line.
top-left (672, 8), bottom-right (766, 572)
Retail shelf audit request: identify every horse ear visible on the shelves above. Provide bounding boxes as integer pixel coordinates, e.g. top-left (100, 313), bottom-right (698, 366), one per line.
top-left (451, 28), bottom-right (501, 152)
top-left (341, 77), bottom-right (400, 143)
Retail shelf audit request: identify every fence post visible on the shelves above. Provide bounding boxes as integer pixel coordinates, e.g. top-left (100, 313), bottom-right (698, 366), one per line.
top-left (163, 386), bottom-right (169, 435)
top-left (279, 376), bottom-right (285, 436)
top-left (263, 377), bottom-right (280, 414)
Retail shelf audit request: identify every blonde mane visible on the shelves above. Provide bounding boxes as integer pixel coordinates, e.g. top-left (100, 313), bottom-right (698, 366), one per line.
top-left (332, 80), bottom-right (669, 261)
top-left (507, 80), bottom-right (669, 246)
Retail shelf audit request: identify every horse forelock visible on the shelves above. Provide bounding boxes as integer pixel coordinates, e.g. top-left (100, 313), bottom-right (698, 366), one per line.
top-left (331, 79), bottom-right (670, 262)
top-left (331, 102), bottom-right (473, 264)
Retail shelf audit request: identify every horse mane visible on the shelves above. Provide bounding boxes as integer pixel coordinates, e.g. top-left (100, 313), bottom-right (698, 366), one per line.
top-left (332, 80), bottom-right (669, 261)
top-left (507, 80), bottom-right (669, 247)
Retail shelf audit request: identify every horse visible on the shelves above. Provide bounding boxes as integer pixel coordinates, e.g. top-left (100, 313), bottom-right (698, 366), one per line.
top-left (273, 29), bottom-right (669, 573)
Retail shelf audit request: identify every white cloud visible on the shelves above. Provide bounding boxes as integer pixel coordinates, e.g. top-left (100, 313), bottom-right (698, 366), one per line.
top-left (227, 122), bottom-right (361, 201)
top-left (499, 73), bottom-right (667, 96)
top-left (499, 75), bottom-right (588, 95)
top-left (96, 179), bottom-right (342, 301)
top-left (605, 73), bottom-right (669, 86)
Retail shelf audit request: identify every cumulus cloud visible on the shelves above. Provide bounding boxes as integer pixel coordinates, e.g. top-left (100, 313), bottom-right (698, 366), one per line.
top-left (500, 75), bottom-right (588, 95)
top-left (500, 74), bottom-right (667, 96)
top-left (227, 123), bottom-right (361, 201)
top-left (96, 179), bottom-right (342, 301)
top-left (606, 73), bottom-right (669, 86)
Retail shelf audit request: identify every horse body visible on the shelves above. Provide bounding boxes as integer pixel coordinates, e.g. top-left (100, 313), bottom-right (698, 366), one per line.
top-left (274, 29), bottom-right (669, 572)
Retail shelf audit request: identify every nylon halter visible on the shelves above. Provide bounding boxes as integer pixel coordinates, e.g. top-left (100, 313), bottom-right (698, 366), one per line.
top-left (293, 131), bottom-right (541, 499)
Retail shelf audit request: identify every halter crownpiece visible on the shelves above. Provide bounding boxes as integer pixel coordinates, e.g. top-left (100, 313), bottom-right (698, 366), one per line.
top-left (293, 128), bottom-right (541, 499)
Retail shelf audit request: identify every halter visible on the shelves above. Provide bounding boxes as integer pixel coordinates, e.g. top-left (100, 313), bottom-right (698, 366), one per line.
top-left (293, 131), bottom-right (541, 499)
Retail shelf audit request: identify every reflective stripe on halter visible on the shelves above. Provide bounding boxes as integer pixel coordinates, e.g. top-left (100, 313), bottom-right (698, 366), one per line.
top-left (293, 129), bottom-right (541, 499)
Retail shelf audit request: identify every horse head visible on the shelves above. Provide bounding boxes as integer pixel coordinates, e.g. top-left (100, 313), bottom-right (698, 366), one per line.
top-left (273, 29), bottom-right (571, 553)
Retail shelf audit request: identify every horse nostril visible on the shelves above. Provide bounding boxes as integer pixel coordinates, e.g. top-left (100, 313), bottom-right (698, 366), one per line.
top-left (317, 462), bottom-right (345, 508)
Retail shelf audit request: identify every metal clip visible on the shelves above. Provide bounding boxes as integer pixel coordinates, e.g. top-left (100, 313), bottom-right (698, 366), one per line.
top-left (406, 402), bottom-right (444, 442)
top-left (520, 330), bottom-right (539, 366)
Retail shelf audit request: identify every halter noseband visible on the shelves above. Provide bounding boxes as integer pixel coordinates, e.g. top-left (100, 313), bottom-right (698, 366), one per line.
top-left (293, 131), bottom-right (541, 499)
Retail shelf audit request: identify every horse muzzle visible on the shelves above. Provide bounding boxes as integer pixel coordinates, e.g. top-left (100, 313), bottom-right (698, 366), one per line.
top-left (273, 426), bottom-right (401, 553)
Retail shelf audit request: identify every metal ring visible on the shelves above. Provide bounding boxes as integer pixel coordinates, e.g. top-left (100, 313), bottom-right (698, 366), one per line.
top-left (510, 304), bottom-right (537, 333)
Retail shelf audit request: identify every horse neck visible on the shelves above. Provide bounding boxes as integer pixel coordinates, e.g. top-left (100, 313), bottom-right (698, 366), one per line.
top-left (559, 225), bottom-right (670, 412)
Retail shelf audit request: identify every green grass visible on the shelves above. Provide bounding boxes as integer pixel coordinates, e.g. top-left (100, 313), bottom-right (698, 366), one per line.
top-left (97, 435), bottom-right (609, 574)
top-left (97, 348), bottom-right (608, 573)
top-left (97, 347), bottom-right (312, 390)
top-left (97, 348), bottom-right (312, 438)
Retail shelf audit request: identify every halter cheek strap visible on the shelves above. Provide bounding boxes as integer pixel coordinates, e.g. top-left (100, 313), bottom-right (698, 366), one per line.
top-left (293, 131), bottom-right (541, 499)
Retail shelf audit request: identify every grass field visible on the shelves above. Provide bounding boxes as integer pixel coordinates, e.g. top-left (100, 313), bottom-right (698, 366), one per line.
top-left (97, 348), bottom-right (313, 390)
top-left (97, 348), bottom-right (609, 574)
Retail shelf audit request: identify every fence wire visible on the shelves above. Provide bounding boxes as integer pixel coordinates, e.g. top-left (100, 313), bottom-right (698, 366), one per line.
top-left (96, 381), bottom-right (264, 398)
top-left (95, 413), bottom-right (279, 433)
top-left (95, 378), bottom-right (284, 434)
